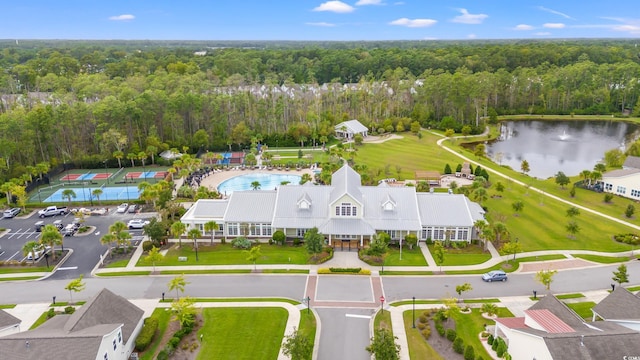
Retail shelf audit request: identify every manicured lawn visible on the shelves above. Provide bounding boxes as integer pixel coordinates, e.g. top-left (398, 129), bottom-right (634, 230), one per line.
top-left (96, 271), bottom-right (151, 277)
top-left (427, 244), bottom-right (491, 266)
top-left (159, 269), bottom-right (252, 275)
top-left (573, 254), bottom-right (631, 264)
top-left (384, 247), bottom-right (427, 266)
top-left (402, 311), bottom-right (443, 360)
top-left (556, 293), bottom-right (584, 300)
top-left (140, 308), bottom-right (172, 360)
top-left (298, 309), bottom-right (317, 346)
top-left (382, 271), bottom-right (433, 276)
top-left (565, 301), bottom-right (596, 320)
top-left (391, 299), bottom-right (500, 306)
top-left (198, 307), bottom-right (287, 360)
top-left (159, 298), bottom-right (301, 305)
top-left (0, 304), bottom-right (16, 309)
top-left (450, 309), bottom-right (493, 359)
top-left (627, 285), bottom-right (640, 292)
top-left (29, 311), bottom-right (50, 330)
top-left (494, 307), bottom-right (515, 318)
top-left (140, 244), bottom-right (312, 266)
top-left (0, 266), bottom-right (51, 274)
top-left (445, 255), bottom-right (568, 275)
top-left (0, 276), bottom-right (41, 281)
top-left (374, 308), bottom-right (393, 332)
top-left (104, 259), bottom-right (129, 268)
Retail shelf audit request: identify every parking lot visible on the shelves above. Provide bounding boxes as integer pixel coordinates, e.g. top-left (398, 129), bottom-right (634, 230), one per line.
top-left (0, 207), bottom-right (154, 278)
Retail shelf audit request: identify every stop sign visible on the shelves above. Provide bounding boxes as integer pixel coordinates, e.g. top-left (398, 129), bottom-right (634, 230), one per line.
top-left (380, 296), bottom-right (385, 303)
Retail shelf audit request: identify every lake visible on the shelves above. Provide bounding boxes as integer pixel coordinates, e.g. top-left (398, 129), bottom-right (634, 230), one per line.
top-left (485, 120), bottom-right (640, 179)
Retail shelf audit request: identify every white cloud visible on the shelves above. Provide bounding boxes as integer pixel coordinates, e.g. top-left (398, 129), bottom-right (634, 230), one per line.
top-left (423, 36), bottom-right (438, 40)
top-left (543, 23), bottom-right (565, 29)
top-left (537, 6), bottom-right (575, 20)
top-left (612, 24), bottom-right (640, 34)
top-left (108, 14), bottom-right (135, 21)
top-left (389, 18), bottom-right (437, 28)
top-left (600, 17), bottom-right (640, 35)
top-left (513, 24), bottom-right (534, 31)
top-left (313, 1), bottom-right (355, 13)
top-left (468, 33), bottom-right (477, 39)
top-left (452, 8), bottom-right (488, 24)
top-left (356, 0), bottom-right (383, 5)
top-left (535, 32), bottom-right (551, 36)
top-left (394, 1), bottom-right (405, 5)
top-left (306, 22), bottom-right (336, 27)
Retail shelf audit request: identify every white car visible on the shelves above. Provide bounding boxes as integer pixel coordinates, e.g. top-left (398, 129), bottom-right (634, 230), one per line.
top-left (116, 203), bottom-right (129, 213)
top-left (128, 219), bottom-right (150, 229)
top-left (26, 245), bottom-right (52, 261)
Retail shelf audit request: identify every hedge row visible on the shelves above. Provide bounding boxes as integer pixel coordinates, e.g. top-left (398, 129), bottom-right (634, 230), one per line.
top-left (135, 317), bottom-right (159, 352)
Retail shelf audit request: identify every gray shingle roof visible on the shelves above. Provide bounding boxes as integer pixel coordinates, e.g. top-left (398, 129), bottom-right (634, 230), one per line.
top-left (416, 193), bottom-right (482, 227)
top-left (529, 294), bottom-right (585, 328)
top-left (592, 287), bottom-right (640, 320)
top-left (0, 289), bottom-right (143, 360)
top-left (623, 155), bottom-right (640, 169)
top-left (603, 168), bottom-right (640, 178)
top-left (224, 190), bottom-right (277, 222)
top-left (0, 309), bottom-right (20, 331)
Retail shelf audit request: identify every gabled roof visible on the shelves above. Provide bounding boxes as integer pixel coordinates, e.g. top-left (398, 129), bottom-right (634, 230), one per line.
top-left (329, 164), bottom-right (363, 205)
top-left (361, 187), bottom-right (421, 231)
top-left (544, 333), bottom-right (640, 360)
top-left (592, 287), bottom-right (640, 320)
top-left (494, 317), bottom-right (526, 329)
top-left (0, 309), bottom-right (20, 331)
top-left (524, 309), bottom-right (575, 333)
top-left (296, 192), bottom-right (313, 209)
top-left (623, 155), bottom-right (640, 169)
top-left (602, 168), bottom-right (640, 179)
top-left (334, 119), bottom-right (367, 134)
top-left (0, 289), bottom-right (143, 360)
top-left (224, 191), bottom-right (277, 222)
top-left (182, 199), bottom-right (228, 220)
top-left (416, 193), bottom-right (483, 227)
top-left (529, 294), bottom-right (585, 328)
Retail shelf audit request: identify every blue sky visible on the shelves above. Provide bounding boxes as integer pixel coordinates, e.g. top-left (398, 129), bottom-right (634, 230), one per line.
top-left (3, 0), bottom-right (640, 40)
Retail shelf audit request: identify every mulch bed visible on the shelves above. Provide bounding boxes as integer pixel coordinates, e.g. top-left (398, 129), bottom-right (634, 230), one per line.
top-left (424, 319), bottom-right (464, 360)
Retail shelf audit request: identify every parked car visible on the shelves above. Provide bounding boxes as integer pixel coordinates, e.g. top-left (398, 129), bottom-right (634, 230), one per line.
top-left (35, 221), bottom-right (45, 232)
top-left (72, 218), bottom-right (82, 229)
top-left (127, 204), bottom-right (138, 213)
top-left (482, 270), bottom-right (508, 282)
top-left (116, 203), bottom-right (129, 213)
top-left (127, 219), bottom-right (150, 229)
top-left (62, 224), bottom-right (77, 236)
top-left (53, 219), bottom-right (64, 230)
top-left (38, 206), bottom-right (68, 218)
top-left (2, 207), bottom-right (21, 218)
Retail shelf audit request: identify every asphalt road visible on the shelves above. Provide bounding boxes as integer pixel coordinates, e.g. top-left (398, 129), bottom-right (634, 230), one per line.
top-left (316, 308), bottom-right (373, 360)
top-left (0, 208), bottom-right (153, 278)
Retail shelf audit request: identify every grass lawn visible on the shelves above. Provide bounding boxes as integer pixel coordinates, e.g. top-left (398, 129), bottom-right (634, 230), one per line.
top-left (427, 244), bottom-right (491, 266)
top-left (374, 308), bottom-right (393, 332)
top-left (0, 304), bottom-right (16, 309)
top-left (140, 308), bottom-right (172, 360)
top-left (494, 307), bottom-right (515, 318)
top-left (159, 298), bottom-right (301, 305)
top-left (444, 255), bottom-right (568, 275)
top-left (384, 247), bottom-right (427, 266)
top-left (391, 299), bottom-right (500, 306)
top-left (573, 254), bottom-right (632, 264)
top-left (159, 269), bottom-right (252, 275)
top-left (402, 311), bottom-right (443, 360)
top-left (450, 309), bottom-right (493, 359)
top-left (96, 271), bottom-right (151, 277)
top-left (198, 307), bottom-right (287, 360)
top-left (141, 244), bottom-right (312, 266)
top-left (298, 309), bottom-right (317, 347)
top-left (0, 276), bottom-right (41, 281)
top-left (104, 259), bottom-right (129, 268)
top-left (0, 266), bottom-right (51, 274)
top-left (627, 285), bottom-right (640, 292)
top-left (556, 293), bottom-right (585, 300)
top-left (565, 301), bottom-right (597, 320)
top-left (382, 271), bottom-right (433, 276)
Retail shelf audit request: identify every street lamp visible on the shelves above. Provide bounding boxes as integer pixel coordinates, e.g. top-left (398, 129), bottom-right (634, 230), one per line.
top-left (412, 296), bottom-right (416, 328)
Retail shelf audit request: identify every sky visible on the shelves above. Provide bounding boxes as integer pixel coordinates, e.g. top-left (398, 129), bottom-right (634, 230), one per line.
top-left (2, 0), bottom-right (640, 41)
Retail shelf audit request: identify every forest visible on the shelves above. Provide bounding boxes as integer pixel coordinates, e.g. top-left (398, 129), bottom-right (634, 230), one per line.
top-left (0, 39), bottom-right (640, 181)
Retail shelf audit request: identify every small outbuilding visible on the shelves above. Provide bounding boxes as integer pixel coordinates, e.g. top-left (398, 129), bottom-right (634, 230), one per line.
top-left (335, 120), bottom-right (368, 140)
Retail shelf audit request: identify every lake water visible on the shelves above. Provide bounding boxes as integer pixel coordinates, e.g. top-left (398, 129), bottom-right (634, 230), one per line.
top-left (485, 120), bottom-right (640, 179)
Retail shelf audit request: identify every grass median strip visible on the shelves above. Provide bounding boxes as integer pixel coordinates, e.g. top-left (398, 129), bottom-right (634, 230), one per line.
top-left (573, 254), bottom-right (631, 264)
top-left (159, 298), bottom-right (301, 305)
top-left (95, 271), bottom-right (151, 277)
top-left (0, 276), bottom-right (41, 281)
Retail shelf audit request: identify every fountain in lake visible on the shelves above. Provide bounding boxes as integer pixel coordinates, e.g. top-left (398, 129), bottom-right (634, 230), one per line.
top-left (558, 130), bottom-right (570, 141)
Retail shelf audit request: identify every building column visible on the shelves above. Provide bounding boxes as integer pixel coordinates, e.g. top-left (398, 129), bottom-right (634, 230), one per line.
top-left (328, 234), bottom-right (332, 246)
top-left (360, 234), bottom-right (363, 247)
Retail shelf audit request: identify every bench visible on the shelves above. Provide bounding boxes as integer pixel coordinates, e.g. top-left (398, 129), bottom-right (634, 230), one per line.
top-left (178, 256), bottom-right (188, 262)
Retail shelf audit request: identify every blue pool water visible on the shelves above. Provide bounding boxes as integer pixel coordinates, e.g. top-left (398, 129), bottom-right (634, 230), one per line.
top-left (44, 186), bottom-right (141, 203)
top-left (218, 173), bottom-right (302, 194)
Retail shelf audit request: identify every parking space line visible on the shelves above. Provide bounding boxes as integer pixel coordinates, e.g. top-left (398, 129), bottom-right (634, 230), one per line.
top-left (7, 229), bottom-right (23, 239)
top-left (6, 251), bottom-right (20, 261)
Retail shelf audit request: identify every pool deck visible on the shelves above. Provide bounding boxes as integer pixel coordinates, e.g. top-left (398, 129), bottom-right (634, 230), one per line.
top-left (198, 167), bottom-right (315, 195)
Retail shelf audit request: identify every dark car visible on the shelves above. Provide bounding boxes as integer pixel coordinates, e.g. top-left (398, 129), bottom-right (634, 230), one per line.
top-left (482, 270), bottom-right (508, 282)
top-left (3, 207), bottom-right (21, 218)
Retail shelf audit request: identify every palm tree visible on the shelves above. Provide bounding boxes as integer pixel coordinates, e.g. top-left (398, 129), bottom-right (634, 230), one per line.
top-left (127, 152), bottom-right (137, 167)
top-left (492, 222), bottom-right (509, 245)
top-left (204, 221), bottom-right (219, 245)
top-left (40, 224), bottom-right (63, 261)
top-left (92, 188), bottom-right (103, 205)
top-left (168, 274), bottom-right (189, 300)
top-left (300, 173), bottom-right (313, 185)
top-left (113, 150), bottom-right (124, 168)
top-left (22, 240), bottom-right (40, 265)
top-left (61, 189), bottom-right (76, 207)
top-left (250, 181), bottom-right (261, 190)
top-left (171, 221), bottom-right (187, 248)
top-left (36, 162), bottom-right (50, 181)
top-left (100, 233), bottom-right (117, 258)
top-left (109, 221), bottom-right (129, 252)
top-left (188, 228), bottom-right (202, 260)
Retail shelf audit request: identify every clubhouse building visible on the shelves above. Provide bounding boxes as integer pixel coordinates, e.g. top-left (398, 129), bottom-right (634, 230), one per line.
top-left (181, 164), bottom-right (486, 248)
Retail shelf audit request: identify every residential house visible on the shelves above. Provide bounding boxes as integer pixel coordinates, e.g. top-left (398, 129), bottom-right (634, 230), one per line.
top-left (181, 164), bottom-right (485, 249)
top-left (494, 294), bottom-right (640, 360)
top-left (0, 288), bottom-right (144, 360)
top-left (600, 155), bottom-right (640, 200)
top-left (0, 310), bottom-right (21, 337)
top-left (334, 120), bottom-right (368, 140)
top-left (591, 287), bottom-right (640, 331)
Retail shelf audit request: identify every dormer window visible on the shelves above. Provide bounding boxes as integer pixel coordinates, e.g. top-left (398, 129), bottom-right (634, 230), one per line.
top-left (384, 202), bottom-right (394, 211)
top-left (381, 194), bottom-right (397, 211)
top-left (299, 201), bottom-right (310, 209)
top-left (297, 192), bottom-right (312, 210)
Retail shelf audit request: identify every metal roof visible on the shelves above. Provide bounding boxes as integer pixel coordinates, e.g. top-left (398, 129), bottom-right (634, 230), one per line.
top-left (334, 119), bottom-right (368, 134)
top-left (416, 193), bottom-right (481, 227)
top-left (182, 199), bottom-right (229, 220)
top-left (225, 190), bottom-right (277, 222)
top-left (525, 309), bottom-right (575, 333)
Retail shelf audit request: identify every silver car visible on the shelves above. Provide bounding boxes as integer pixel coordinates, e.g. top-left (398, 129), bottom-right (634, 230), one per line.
top-left (3, 208), bottom-right (21, 218)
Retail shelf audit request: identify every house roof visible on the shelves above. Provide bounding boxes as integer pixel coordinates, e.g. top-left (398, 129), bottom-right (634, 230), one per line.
top-left (272, 185), bottom-right (331, 229)
top-left (525, 309), bottom-right (575, 333)
top-left (592, 286), bottom-right (640, 320)
top-left (544, 333), bottom-right (640, 360)
top-left (602, 168), bottom-right (640, 179)
top-left (494, 317), bottom-right (526, 329)
top-left (224, 191), bottom-right (277, 222)
top-left (0, 309), bottom-right (21, 331)
top-left (528, 294), bottom-right (585, 328)
top-left (330, 164), bottom-right (363, 205)
top-left (623, 155), bottom-right (640, 169)
top-left (361, 187), bottom-right (421, 230)
top-left (0, 289), bottom-right (143, 360)
top-left (334, 119), bottom-right (368, 134)
top-left (319, 218), bottom-right (375, 235)
top-left (182, 199), bottom-right (228, 220)
top-left (416, 193), bottom-right (482, 227)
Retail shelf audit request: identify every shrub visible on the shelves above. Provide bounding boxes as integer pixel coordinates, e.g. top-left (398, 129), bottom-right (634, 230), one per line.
top-left (487, 334), bottom-right (494, 345)
top-left (156, 350), bottom-right (169, 360)
top-left (135, 317), bottom-right (159, 351)
top-left (421, 328), bottom-right (431, 339)
top-left (64, 306), bottom-right (75, 314)
top-left (446, 328), bottom-right (457, 342)
top-left (496, 340), bottom-right (507, 357)
top-left (492, 336), bottom-right (501, 351)
top-left (464, 345), bottom-right (476, 360)
top-left (453, 337), bottom-right (465, 354)
top-left (142, 240), bottom-right (154, 252)
top-left (417, 322), bottom-right (426, 330)
top-left (419, 315), bottom-right (428, 323)
top-left (604, 193), bottom-right (613, 203)
top-left (293, 238), bottom-right (301, 246)
top-left (168, 336), bottom-right (181, 348)
top-left (435, 321), bottom-right (445, 337)
top-left (329, 267), bottom-right (361, 273)
top-left (47, 308), bottom-right (56, 319)
top-left (272, 230), bottom-right (285, 245)
top-left (231, 237), bottom-right (252, 249)
top-left (613, 233), bottom-right (640, 245)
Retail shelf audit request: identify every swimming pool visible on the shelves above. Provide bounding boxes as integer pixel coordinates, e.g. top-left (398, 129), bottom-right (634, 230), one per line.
top-left (43, 186), bottom-right (141, 203)
top-left (218, 173), bottom-right (302, 194)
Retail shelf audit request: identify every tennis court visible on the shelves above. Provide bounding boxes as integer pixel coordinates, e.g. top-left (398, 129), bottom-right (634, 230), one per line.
top-left (123, 171), bottom-right (167, 180)
top-left (60, 172), bottom-right (112, 181)
top-left (42, 186), bottom-right (141, 203)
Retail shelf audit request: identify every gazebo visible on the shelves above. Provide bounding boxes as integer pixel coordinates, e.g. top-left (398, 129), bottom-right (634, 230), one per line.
top-left (415, 171), bottom-right (441, 186)
top-left (335, 120), bottom-right (368, 140)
